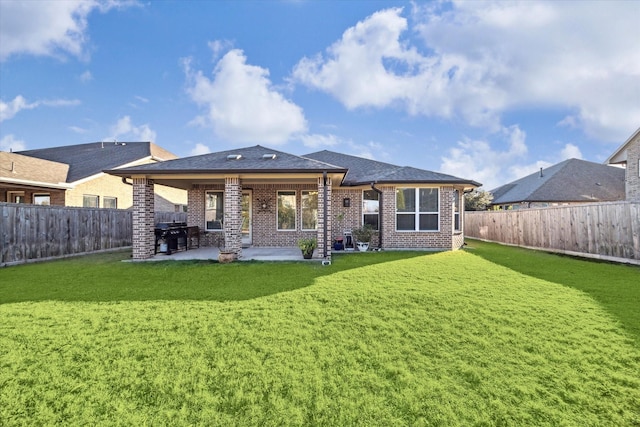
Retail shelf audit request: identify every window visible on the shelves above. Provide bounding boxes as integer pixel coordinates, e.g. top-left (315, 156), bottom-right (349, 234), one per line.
top-left (205, 191), bottom-right (224, 231)
top-left (301, 190), bottom-right (318, 230)
top-left (277, 191), bottom-right (296, 230)
top-left (104, 197), bottom-right (117, 209)
top-left (453, 190), bottom-right (460, 232)
top-left (83, 195), bottom-right (99, 208)
top-left (363, 190), bottom-right (379, 230)
top-left (8, 191), bottom-right (25, 203)
top-left (33, 194), bottom-right (50, 206)
top-left (396, 188), bottom-right (439, 231)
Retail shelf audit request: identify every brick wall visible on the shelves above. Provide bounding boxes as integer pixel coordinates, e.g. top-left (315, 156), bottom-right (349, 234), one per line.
top-left (0, 189), bottom-right (66, 205)
top-left (626, 134), bottom-right (640, 201)
top-left (132, 178), bottom-right (155, 260)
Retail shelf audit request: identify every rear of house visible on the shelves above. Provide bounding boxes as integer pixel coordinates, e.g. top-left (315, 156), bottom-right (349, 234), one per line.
top-left (106, 145), bottom-right (480, 260)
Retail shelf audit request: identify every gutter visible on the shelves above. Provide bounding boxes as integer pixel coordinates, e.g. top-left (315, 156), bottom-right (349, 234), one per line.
top-left (371, 182), bottom-right (383, 250)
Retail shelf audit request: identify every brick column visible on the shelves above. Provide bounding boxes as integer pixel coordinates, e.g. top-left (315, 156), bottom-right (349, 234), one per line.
top-left (627, 135), bottom-right (640, 201)
top-left (132, 177), bottom-right (155, 260)
top-left (224, 177), bottom-right (242, 256)
top-left (317, 176), bottom-right (332, 258)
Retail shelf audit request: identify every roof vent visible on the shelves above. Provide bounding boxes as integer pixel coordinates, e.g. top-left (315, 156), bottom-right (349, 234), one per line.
top-left (262, 154), bottom-right (277, 160)
top-left (227, 154), bottom-right (242, 160)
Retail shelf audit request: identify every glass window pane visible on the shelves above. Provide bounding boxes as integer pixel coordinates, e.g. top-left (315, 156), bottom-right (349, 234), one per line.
top-left (396, 188), bottom-right (415, 212)
top-left (205, 192), bottom-right (223, 230)
top-left (278, 191), bottom-right (296, 230)
top-left (301, 191), bottom-right (317, 230)
top-left (364, 214), bottom-right (379, 230)
top-left (419, 188), bottom-right (438, 212)
top-left (83, 195), bottom-right (98, 208)
top-left (419, 214), bottom-right (438, 231)
top-left (363, 190), bottom-right (378, 201)
top-left (104, 197), bottom-right (117, 209)
top-left (396, 214), bottom-right (415, 230)
top-left (34, 194), bottom-right (51, 206)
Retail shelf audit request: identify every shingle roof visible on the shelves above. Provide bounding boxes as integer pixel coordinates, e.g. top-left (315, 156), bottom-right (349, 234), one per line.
top-left (490, 158), bottom-right (625, 205)
top-left (106, 145), bottom-right (347, 175)
top-left (0, 152), bottom-right (70, 187)
top-left (303, 150), bottom-right (481, 186)
top-left (18, 141), bottom-right (176, 183)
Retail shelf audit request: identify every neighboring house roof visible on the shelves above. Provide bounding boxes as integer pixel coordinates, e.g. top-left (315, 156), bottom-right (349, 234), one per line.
top-left (304, 150), bottom-right (481, 187)
top-left (17, 141), bottom-right (176, 183)
top-left (606, 127), bottom-right (640, 165)
top-left (0, 152), bottom-right (72, 190)
top-left (490, 158), bottom-right (625, 205)
top-left (107, 145), bottom-right (348, 175)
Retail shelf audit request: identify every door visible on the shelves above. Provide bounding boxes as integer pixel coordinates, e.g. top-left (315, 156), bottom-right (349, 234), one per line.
top-left (241, 191), bottom-right (252, 246)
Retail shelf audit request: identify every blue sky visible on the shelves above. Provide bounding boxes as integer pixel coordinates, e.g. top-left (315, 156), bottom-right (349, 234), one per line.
top-left (1, 0), bottom-right (638, 190)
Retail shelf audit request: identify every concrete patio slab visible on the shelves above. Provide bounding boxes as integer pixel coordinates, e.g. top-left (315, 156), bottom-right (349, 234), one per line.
top-left (141, 247), bottom-right (325, 262)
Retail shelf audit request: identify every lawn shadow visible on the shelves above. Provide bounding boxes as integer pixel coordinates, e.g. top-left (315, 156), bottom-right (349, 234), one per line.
top-left (465, 239), bottom-right (640, 347)
top-left (0, 250), bottom-right (428, 304)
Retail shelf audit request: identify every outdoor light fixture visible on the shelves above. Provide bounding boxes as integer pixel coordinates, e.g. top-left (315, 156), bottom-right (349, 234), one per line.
top-left (343, 198), bottom-right (351, 207)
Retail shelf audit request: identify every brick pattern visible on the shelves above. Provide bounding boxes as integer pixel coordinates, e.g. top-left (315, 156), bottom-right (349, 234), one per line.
top-left (132, 178), bottom-right (155, 259)
top-left (224, 177), bottom-right (242, 256)
top-left (317, 176), bottom-right (331, 258)
top-left (185, 181), bottom-right (464, 252)
top-left (626, 134), bottom-right (640, 201)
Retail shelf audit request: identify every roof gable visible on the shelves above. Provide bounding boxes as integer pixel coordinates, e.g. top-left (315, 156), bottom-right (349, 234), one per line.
top-left (606, 127), bottom-right (640, 165)
top-left (491, 158), bottom-right (625, 204)
top-left (17, 141), bottom-right (176, 182)
top-left (0, 152), bottom-right (69, 184)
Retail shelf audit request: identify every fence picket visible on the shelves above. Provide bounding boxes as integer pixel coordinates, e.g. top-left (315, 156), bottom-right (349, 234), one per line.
top-left (466, 202), bottom-right (640, 264)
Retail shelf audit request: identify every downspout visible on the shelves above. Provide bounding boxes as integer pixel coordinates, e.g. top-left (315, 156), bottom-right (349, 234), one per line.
top-left (371, 182), bottom-right (383, 250)
top-left (323, 171), bottom-right (328, 260)
top-left (122, 177), bottom-right (133, 186)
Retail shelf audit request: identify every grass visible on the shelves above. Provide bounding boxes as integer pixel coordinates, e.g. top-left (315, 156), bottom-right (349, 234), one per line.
top-left (1, 243), bottom-right (639, 426)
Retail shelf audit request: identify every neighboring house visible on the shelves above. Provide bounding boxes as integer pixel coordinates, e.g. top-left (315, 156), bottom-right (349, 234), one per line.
top-left (105, 145), bottom-right (480, 260)
top-left (606, 127), bottom-right (640, 201)
top-left (489, 158), bottom-right (625, 210)
top-left (1, 141), bottom-right (186, 210)
top-left (0, 152), bottom-right (73, 205)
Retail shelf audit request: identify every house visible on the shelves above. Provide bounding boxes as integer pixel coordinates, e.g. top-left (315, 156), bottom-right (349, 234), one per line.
top-left (105, 145), bottom-right (480, 260)
top-left (489, 158), bottom-right (626, 210)
top-left (0, 152), bottom-right (73, 204)
top-left (606, 127), bottom-right (640, 201)
top-left (1, 141), bottom-right (186, 210)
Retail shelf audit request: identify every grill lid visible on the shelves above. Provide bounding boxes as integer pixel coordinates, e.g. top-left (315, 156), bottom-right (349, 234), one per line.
top-left (155, 222), bottom-right (187, 230)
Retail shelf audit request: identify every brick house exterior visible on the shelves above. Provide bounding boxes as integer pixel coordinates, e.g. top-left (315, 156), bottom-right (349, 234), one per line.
top-left (1, 142), bottom-right (186, 210)
top-left (107, 145), bottom-right (479, 260)
top-left (607, 127), bottom-right (640, 202)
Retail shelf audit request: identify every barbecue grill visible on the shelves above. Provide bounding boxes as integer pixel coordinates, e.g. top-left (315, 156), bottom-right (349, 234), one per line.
top-left (154, 222), bottom-right (188, 255)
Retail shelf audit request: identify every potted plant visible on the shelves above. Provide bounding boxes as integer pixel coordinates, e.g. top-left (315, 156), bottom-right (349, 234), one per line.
top-left (352, 224), bottom-right (373, 252)
top-left (297, 238), bottom-right (317, 259)
top-left (218, 249), bottom-right (235, 263)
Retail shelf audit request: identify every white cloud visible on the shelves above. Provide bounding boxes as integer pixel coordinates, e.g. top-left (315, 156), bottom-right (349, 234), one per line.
top-left (293, 2), bottom-right (640, 141)
top-left (185, 49), bottom-right (308, 145)
top-left (440, 126), bottom-right (590, 190)
top-left (110, 115), bottom-right (156, 142)
top-left (80, 70), bottom-right (93, 83)
top-left (300, 133), bottom-right (340, 148)
top-left (0, 95), bottom-right (80, 122)
top-left (189, 143), bottom-right (211, 156)
top-left (560, 143), bottom-right (582, 160)
top-left (0, 134), bottom-right (26, 152)
top-left (0, 0), bottom-right (137, 62)
top-left (68, 125), bottom-right (89, 134)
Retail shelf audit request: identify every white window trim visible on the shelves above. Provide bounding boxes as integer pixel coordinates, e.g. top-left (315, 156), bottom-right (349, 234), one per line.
top-left (205, 190), bottom-right (224, 232)
top-left (83, 194), bottom-right (99, 208)
top-left (395, 187), bottom-right (440, 232)
top-left (453, 190), bottom-right (461, 232)
top-left (277, 190), bottom-right (297, 231)
top-left (301, 190), bottom-right (318, 231)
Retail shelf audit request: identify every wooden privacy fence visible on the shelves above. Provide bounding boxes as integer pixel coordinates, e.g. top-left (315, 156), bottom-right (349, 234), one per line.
top-left (465, 201), bottom-right (640, 264)
top-left (0, 203), bottom-right (187, 266)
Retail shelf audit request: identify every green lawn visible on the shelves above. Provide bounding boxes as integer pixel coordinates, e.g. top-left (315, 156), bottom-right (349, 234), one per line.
top-left (1, 242), bottom-right (639, 426)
